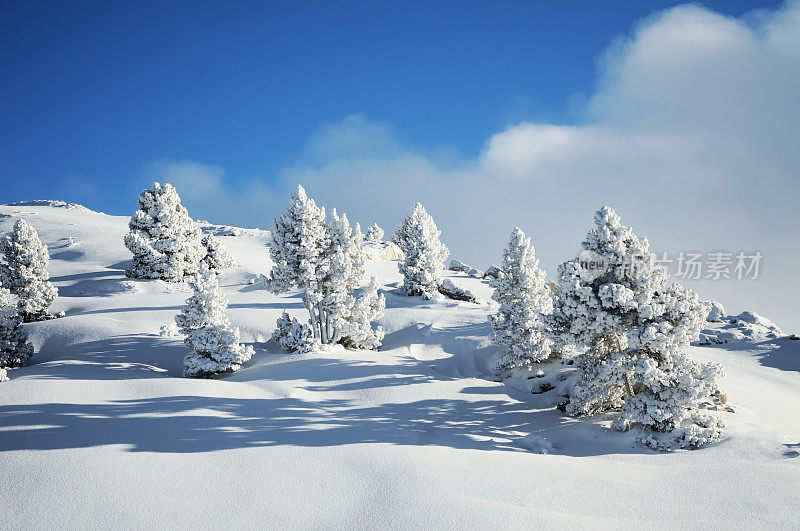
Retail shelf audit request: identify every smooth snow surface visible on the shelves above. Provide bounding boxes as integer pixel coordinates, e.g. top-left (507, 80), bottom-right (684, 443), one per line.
top-left (0, 204), bottom-right (798, 528)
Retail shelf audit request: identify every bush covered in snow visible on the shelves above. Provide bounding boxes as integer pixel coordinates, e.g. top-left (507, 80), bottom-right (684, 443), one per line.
top-left (366, 223), bottom-right (384, 243)
top-left (0, 287), bottom-right (34, 368)
top-left (339, 278), bottom-right (386, 350)
top-left (273, 312), bottom-right (318, 354)
top-left (550, 206), bottom-right (723, 450)
top-left (124, 182), bottom-right (205, 282)
top-left (266, 186), bottom-right (385, 352)
top-left (393, 203), bottom-right (449, 298)
top-left (0, 219), bottom-right (59, 321)
top-left (175, 265), bottom-right (254, 378)
top-left (201, 234), bottom-right (235, 272)
top-left (489, 228), bottom-right (553, 371)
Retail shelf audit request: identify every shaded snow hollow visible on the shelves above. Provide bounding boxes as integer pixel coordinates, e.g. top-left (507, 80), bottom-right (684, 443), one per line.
top-left (0, 203), bottom-right (798, 528)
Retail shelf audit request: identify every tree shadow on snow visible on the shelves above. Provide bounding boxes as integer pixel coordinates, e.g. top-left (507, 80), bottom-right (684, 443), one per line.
top-left (0, 389), bottom-right (649, 457)
top-left (69, 301), bottom-right (304, 317)
top-left (0, 393), bottom-right (569, 454)
top-left (753, 338), bottom-right (800, 373)
top-left (2, 321), bottom-right (655, 457)
top-left (23, 334), bottom-right (186, 380)
top-left (708, 337), bottom-right (800, 373)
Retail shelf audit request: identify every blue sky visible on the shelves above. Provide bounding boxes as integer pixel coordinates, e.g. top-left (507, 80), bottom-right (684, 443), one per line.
top-left (1, 1), bottom-right (798, 328)
top-left (0, 0), bottom-right (782, 209)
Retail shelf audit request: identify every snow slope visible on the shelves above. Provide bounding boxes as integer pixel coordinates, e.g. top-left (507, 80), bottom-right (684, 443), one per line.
top-left (0, 203), bottom-right (798, 529)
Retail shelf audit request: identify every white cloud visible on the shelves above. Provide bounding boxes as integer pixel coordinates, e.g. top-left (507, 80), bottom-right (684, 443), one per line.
top-left (140, 1), bottom-right (800, 330)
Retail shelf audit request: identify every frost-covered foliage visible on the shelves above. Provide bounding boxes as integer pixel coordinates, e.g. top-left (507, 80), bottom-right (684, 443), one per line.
top-left (266, 186), bottom-right (384, 351)
top-left (551, 206), bottom-right (723, 450)
top-left (323, 209), bottom-right (365, 334)
top-left (159, 323), bottom-right (178, 337)
top-left (366, 223), bottom-right (384, 243)
top-left (340, 278), bottom-right (386, 350)
top-left (175, 265), bottom-right (254, 378)
top-left (273, 312), bottom-right (318, 354)
top-left (124, 182), bottom-right (205, 282)
top-left (489, 228), bottom-right (553, 371)
top-left (201, 234), bottom-right (236, 272)
top-left (0, 368), bottom-right (7, 382)
top-left (0, 287), bottom-right (34, 368)
top-left (393, 203), bottom-right (449, 298)
top-left (0, 219), bottom-right (58, 321)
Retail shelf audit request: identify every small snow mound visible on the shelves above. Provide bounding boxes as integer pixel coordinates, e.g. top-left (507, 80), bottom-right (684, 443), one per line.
top-left (362, 241), bottom-right (404, 260)
top-left (5, 200), bottom-right (94, 213)
top-left (519, 433), bottom-right (555, 454)
top-left (706, 301), bottom-right (726, 322)
top-left (732, 311), bottom-right (780, 330)
top-left (698, 310), bottom-right (784, 345)
top-left (0, 368), bottom-right (8, 382)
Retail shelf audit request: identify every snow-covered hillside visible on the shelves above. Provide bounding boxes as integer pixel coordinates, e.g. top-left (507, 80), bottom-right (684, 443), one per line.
top-left (1, 202), bottom-right (798, 528)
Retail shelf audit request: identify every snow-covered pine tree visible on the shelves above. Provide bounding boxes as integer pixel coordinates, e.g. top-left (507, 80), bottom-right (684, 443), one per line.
top-left (201, 234), bottom-right (236, 272)
top-left (266, 186), bottom-right (384, 351)
top-left (266, 185), bottom-right (329, 347)
top-left (489, 228), bottom-right (553, 371)
top-left (366, 223), bottom-right (384, 243)
top-left (393, 203), bottom-right (449, 298)
top-left (551, 206), bottom-right (723, 449)
top-left (0, 219), bottom-right (58, 321)
top-left (124, 182), bottom-right (205, 282)
top-left (0, 287), bottom-right (34, 368)
top-left (322, 209), bottom-right (365, 344)
top-left (175, 264), bottom-right (254, 378)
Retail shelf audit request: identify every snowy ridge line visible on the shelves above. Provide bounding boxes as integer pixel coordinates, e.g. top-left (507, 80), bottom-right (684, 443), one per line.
top-left (4, 200), bottom-right (96, 213)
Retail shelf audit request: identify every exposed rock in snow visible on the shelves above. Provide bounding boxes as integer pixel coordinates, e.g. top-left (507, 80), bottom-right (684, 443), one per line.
top-left (449, 259), bottom-right (469, 272)
top-left (449, 259), bottom-right (483, 278)
top-left (197, 222), bottom-right (244, 237)
top-left (437, 278), bottom-right (477, 303)
top-left (483, 265), bottom-right (503, 279)
top-left (698, 310), bottom-right (784, 344)
top-left (362, 241), bottom-right (404, 260)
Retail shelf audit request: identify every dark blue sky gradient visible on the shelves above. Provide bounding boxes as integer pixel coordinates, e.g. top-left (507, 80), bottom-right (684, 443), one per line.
top-left (0, 0), bottom-right (781, 213)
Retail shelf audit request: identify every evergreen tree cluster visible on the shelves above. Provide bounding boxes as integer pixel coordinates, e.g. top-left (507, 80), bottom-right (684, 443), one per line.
top-left (266, 185), bottom-right (385, 352)
top-left (2, 181), bottom-right (723, 450)
top-left (484, 206), bottom-right (723, 450)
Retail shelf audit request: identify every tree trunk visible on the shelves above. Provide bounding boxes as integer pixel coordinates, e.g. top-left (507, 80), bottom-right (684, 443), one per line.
top-left (318, 305), bottom-right (326, 343)
top-left (304, 284), bottom-right (319, 339)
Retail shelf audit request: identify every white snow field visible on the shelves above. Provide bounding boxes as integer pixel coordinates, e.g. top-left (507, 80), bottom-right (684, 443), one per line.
top-left (1, 202), bottom-right (798, 529)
